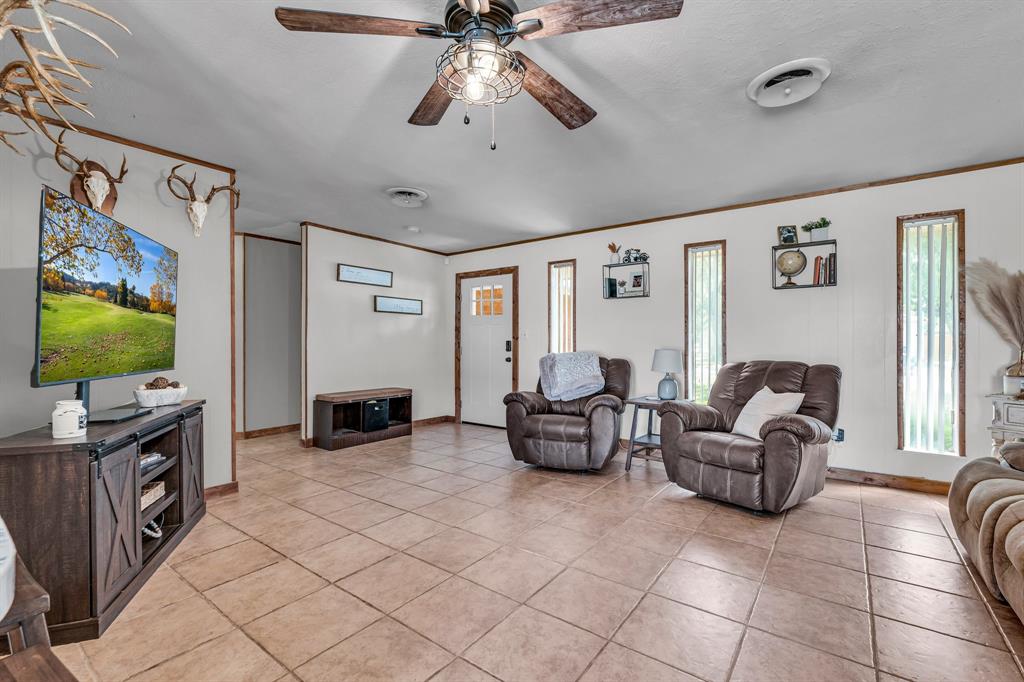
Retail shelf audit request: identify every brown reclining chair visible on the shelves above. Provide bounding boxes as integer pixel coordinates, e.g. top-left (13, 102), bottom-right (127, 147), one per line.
top-left (657, 361), bottom-right (841, 513)
top-left (503, 357), bottom-right (631, 471)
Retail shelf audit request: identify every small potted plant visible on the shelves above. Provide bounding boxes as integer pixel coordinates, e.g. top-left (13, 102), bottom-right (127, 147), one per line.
top-left (607, 242), bottom-right (621, 264)
top-left (801, 217), bottom-right (832, 241)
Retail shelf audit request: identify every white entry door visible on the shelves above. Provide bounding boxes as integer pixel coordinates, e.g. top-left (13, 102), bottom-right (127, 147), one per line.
top-left (460, 274), bottom-right (514, 427)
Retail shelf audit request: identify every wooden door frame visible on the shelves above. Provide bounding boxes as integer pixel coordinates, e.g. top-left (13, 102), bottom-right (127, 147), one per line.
top-left (455, 267), bottom-right (519, 424)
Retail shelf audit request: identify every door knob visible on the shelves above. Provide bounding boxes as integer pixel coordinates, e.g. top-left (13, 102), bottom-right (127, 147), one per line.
top-left (505, 357), bottom-right (512, 363)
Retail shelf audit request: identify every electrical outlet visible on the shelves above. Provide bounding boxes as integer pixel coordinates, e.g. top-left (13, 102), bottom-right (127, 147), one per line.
top-left (833, 428), bottom-right (845, 443)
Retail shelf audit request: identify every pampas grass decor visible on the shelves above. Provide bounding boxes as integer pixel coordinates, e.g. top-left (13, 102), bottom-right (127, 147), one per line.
top-left (967, 259), bottom-right (1024, 377)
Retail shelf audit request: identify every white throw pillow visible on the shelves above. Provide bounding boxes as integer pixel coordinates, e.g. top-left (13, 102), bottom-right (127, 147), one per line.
top-left (731, 386), bottom-right (805, 440)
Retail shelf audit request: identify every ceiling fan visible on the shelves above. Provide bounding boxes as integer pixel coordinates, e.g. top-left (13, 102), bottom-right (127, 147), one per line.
top-left (275, 0), bottom-right (685, 136)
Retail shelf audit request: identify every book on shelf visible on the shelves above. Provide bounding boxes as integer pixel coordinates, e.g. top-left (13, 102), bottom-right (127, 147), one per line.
top-left (828, 252), bottom-right (837, 285)
top-left (140, 453), bottom-right (166, 474)
top-left (813, 256), bottom-right (823, 286)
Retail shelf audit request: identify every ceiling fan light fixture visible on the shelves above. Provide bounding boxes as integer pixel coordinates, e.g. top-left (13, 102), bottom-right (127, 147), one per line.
top-left (436, 39), bottom-right (524, 106)
top-left (746, 58), bottom-right (832, 108)
top-left (386, 187), bottom-right (429, 208)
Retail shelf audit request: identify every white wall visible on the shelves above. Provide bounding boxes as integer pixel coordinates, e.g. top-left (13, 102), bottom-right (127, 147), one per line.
top-left (244, 236), bottom-right (301, 431)
top-left (0, 132), bottom-right (235, 487)
top-left (445, 164), bottom-right (1024, 482)
top-left (301, 225), bottom-right (452, 440)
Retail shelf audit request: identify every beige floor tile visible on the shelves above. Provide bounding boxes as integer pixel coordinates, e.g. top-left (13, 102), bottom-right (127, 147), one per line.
top-left (579, 643), bottom-right (700, 682)
top-left (119, 566), bottom-right (197, 621)
top-left (255, 517), bottom-right (350, 556)
top-left (650, 559), bottom-right (759, 622)
top-left (774, 526), bottom-right (865, 571)
top-left (749, 585), bottom-right (873, 666)
top-left (207, 490), bottom-right (290, 522)
top-left (455, 463), bottom-right (510, 482)
top-left (496, 492), bottom-right (572, 520)
top-left (129, 629), bottom-right (285, 682)
top-left (344, 476), bottom-right (413, 500)
top-left (605, 516), bottom-right (693, 556)
top-left (797, 494), bottom-right (862, 520)
top-left (244, 586), bottom-right (382, 668)
top-left (254, 474), bottom-right (336, 503)
top-left (875, 616), bottom-right (1020, 682)
top-left (420, 472), bottom-right (482, 493)
top-left (578, 488), bottom-right (649, 515)
top-left (614, 594), bottom-right (744, 682)
top-left (361, 512), bottom-right (448, 549)
top-left (862, 504), bottom-right (947, 536)
top-left (376, 485), bottom-right (450, 511)
top-left (175, 539), bottom-right (283, 591)
top-left (291, 488), bottom-right (367, 515)
top-left (416, 495), bottom-right (489, 524)
top-left (860, 487), bottom-right (940, 515)
top-left (204, 559), bottom-right (327, 624)
top-left (339, 553), bottom-right (450, 612)
top-left (527, 568), bottom-right (643, 637)
top-left (696, 507), bottom-right (782, 549)
top-left (641, 497), bottom-right (716, 530)
top-left (460, 546), bottom-right (564, 601)
top-left (52, 643), bottom-right (98, 682)
top-left (293, 533), bottom-right (394, 581)
top-left (228, 504), bottom-right (319, 537)
top-left (676, 532), bottom-right (770, 580)
top-left (730, 628), bottom-right (874, 682)
top-left (784, 508), bottom-right (863, 543)
top-left (530, 478), bottom-right (598, 501)
top-left (457, 507), bottom-right (539, 543)
top-left (573, 538), bottom-right (671, 590)
top-left (458, 482), bottom-right (519, 507)
top-left (167, 520), bottom-right (249, 565)
top-left (324, 499), bottom-right (404, 531)
top-left (394, 576), bottom-right (517, 653)
top-left (547, 504), bottom-right (625, 537)
top-left (312, 467), bottom-right (379, 489)
top-left (430, 659), bottom-right (499, 682)
top-left (387, 465), bottom-right (448, 484)
top-left (864, 523), bottom-right (960, 563)
top-left (465, 606), bottom-right (605, 682)
top-left (82, 596), bottom-right (233, 682)
top-left (515, 522), bottom-right (600, 563)
top-left (871, 575), bottom-right (1004, 647)
top-left (764, 551), bottom-right (868, 610)
top-left (406, 527), bottom-right (501, 572)
top-left (422, 457), bottom-right (480, 474)
top-left (820, 480), bottom-right (862, 502)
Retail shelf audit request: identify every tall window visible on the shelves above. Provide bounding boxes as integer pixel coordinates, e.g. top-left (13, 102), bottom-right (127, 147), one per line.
top-left (685, 241), bottom-right (726, 402)
top-left (548, 259), bottom-right (575, 353)
top-left (897, 210), bottom-right (966, 456)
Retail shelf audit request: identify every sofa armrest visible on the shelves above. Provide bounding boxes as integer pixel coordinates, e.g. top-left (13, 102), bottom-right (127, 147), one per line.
top-left (656, 401), bottom-right (725, 431)
top-left (584, 394), bottom-right (624, 418)
top-left (759, 414), bottom-right (832, 444)
top-left (503, 391), bottom-right (551, 416)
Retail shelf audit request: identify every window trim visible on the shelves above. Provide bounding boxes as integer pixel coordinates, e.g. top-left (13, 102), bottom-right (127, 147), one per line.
top-left (547, 259), bottom-right (576, 354)
top-left (896, 209), bottom-right (966, 456)
top-left (683, 240), bottom-right (727, 400)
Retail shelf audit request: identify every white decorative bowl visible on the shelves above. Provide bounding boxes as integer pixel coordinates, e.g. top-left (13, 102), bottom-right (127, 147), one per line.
top-left (134, 385), bottom-right (188, 407)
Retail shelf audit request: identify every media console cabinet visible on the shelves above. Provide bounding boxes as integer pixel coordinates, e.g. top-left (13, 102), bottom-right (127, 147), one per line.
top-left (314, 388), bottom-right (412, 450)
top-left (0, 400), bottom-right (205, 644)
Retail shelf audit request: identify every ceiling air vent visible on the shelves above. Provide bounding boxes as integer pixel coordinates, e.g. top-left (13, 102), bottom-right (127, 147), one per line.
top-left (386, 187), bottom-right (429, 208)
top-left (746, 58), bottom-right (832, 108)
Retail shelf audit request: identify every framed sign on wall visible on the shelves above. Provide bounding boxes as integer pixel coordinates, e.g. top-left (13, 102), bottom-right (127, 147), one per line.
top-left (338, 263), bottom-right (393, 287)
top-left (374, 296), bottom-right (423, 315)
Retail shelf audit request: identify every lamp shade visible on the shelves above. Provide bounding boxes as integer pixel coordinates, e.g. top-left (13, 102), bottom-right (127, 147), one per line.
top-left (651, 348), bottom-right (682, 374)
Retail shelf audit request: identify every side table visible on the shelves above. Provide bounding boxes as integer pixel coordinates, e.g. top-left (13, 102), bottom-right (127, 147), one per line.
top-left (625, 396), bottom-right (685, 471)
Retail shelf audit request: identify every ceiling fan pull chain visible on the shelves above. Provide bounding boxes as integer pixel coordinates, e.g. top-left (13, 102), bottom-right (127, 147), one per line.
top-left (490, 104), bottom-right (497, 151)
top-left (464, 103), bottom-right (471, 126)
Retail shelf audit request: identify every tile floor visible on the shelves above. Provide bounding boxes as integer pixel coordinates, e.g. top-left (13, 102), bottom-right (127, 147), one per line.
top-left (52, 423), bottom-right (1024, 681)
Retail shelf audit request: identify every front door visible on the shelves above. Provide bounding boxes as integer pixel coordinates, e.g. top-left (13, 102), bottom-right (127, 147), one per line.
top-left (460, 274), bottom-right (514, 427)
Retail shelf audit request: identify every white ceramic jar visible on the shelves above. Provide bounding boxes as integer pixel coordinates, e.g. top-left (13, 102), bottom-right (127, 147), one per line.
top-left (52, 400), bottom-right (87, 439)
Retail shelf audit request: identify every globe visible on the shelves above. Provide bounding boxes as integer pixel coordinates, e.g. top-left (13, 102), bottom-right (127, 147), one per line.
top-left (776, 249), bottom-right (807, 287)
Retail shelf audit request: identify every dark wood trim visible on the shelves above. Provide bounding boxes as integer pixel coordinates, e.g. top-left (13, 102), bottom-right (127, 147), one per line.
top-left (895, 209), bottom-right (966, 456)
top-left (229, 170), bottom-right (237, 483)
top-left (241, 234), bottom-right (247, 435)
top-left (302, 225), bottom-right (309, 442)
top-left (547, 259), bottom-right (577, 353)
top-left (239, 424), bottom-right (301, 439)
top-left (454, 267), bottom-right (520, 423)
top-left (413, 415), bottom-right (456, 426)
top-left (826, 467), bottom-right (950, 496)
top-left (301, 437), bottom-right (314, 449)
top-left (682, 240), bottom-right (727, 400)
top-left (204, 481), bottom-right (239, 499)
top-left (237, 232), bottom-right (301, 246)
top-left (302, 221), bottom-right (447, 257)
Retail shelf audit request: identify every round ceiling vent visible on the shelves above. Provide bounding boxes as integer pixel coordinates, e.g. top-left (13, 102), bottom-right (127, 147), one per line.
top-left (746, 58), bottom-right (832, 108)
top-left (386, 187), bottom-right (429, 208)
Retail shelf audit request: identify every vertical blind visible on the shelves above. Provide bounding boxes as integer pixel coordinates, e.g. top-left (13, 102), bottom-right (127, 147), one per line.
top-left (549, 261), bottom-right (575, 353)
top-left (901, 216), bottom-right (960, 454)
top-left (687, 243), bottom-right (725, 402)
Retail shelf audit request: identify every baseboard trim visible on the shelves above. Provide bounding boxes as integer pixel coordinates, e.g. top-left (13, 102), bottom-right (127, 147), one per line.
top-left (826, 467), bottom-right (950, 496)
top-left (414, 415), bottom-right (456, 426)
top-left (301, 437), bottom-right (314, 448)
top-left (239, 424), bottom-right (301, 439)
top-left (205, 481), bottom-right (239, 499)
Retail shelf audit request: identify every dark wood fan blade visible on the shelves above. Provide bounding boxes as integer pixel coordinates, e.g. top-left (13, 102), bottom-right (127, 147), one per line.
top-left (409, 81), bottom-right (453, 126)
top-left (514, 0), bottom-right (684, 40)
top-left (516, 52), bottom-right (596, 130)
top-left (275, 7), bottom-right (446, 37)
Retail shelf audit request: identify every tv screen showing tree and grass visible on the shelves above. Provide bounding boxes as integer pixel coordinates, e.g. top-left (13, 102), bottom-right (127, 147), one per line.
top-left (34, 187), bottom-right (178, 386)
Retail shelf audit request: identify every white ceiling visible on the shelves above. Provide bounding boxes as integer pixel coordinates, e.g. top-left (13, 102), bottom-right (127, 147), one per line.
top-left (20, 1), bottom-right (1024, 249)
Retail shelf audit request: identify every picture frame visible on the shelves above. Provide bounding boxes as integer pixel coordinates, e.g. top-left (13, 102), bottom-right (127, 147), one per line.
top-left (777, 225), bottom-right (799, 245)
top-left (338, 263), bottom-right (393, 287)
top-left (374, 295), bottom-right (423, 315)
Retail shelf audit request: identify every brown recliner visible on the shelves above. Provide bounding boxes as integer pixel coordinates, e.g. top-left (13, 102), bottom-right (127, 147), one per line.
top-left (503, 358), bottom-right (631, 471)
top-left (657, 361), bottom-right (841, 513)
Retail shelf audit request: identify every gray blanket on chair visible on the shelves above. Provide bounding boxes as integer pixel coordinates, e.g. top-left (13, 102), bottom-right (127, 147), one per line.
top-left (539, 352), bottom-right (605, 401)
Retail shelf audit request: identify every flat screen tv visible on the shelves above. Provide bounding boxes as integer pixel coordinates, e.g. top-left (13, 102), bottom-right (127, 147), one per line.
top-left (33, 186), bottom-right (178, 390)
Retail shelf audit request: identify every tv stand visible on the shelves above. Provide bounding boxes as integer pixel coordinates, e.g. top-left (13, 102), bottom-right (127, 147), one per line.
top-left (73, 380), bottom-right (153, 424)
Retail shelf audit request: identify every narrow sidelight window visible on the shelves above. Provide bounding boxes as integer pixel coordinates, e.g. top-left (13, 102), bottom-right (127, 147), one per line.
top-left (897, 210), bottom-right (966, 455)
top-left (548, 259), bottom-right (576, 353)
top-left (684, 241), bottom-right (726, 402)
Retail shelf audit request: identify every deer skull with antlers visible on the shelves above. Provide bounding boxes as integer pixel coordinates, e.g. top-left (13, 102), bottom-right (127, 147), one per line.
top-left (54, 129), bottom-right (126, 214)
top-left (167, 164), bottom-right (240, 237)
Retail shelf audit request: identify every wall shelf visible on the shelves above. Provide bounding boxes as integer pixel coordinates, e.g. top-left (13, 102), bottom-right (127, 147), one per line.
top-left (772, 239), bottom-right (837, 290)
top-left (603, 261), bottom-right (650, 299)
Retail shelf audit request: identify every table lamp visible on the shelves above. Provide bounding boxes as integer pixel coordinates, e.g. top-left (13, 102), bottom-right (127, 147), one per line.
top-left (652, 348), bottom-right (683, 400)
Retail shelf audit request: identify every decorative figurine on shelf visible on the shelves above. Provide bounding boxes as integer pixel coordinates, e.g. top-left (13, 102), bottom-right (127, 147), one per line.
top-left (622, 248), bottom-right (649, 263)
top-left (607, 242), bottom-right (621, 264)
